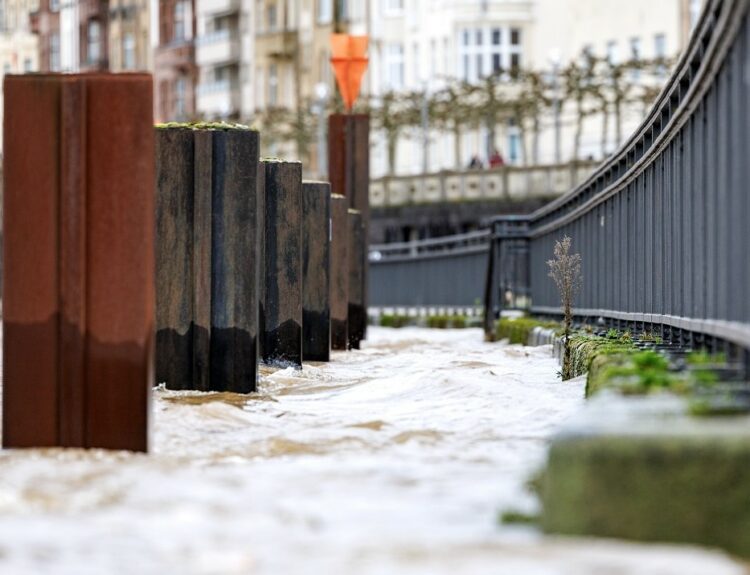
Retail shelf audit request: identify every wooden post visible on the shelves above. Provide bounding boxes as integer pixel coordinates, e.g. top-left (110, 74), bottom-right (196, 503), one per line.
top-left (261, 160), bottom-right (303, 366)
top-left (302, 181), bottom-right (332, 361)
top-left (348, 209), bottom-right (366, 350)
top-left (330, 194), bottom-right (349, 350)
top-left (3, 73), bottom-right (154, 451)
top-left (156, 125), bottom-right (260, 393)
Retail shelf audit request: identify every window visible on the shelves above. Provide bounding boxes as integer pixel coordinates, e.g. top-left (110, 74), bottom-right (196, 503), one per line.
top-left (459, 27), bottom-right (482, 81)
top-left (267, 3), bottom-right (278, 31)
top-left (174, 76), bottom-right (186, 119)
top-left (87, 20), bottom-right (101, 65)
top-left (385, 43), bottom-right (404, 89)
top-left (123, 33), bottom-right (135, 70)
top-left (460, 25), bottom-right (523, 82)
top-left (654, 33), bottom-right (666, 58)
top-left (509, 28), bottom-right (521, 71)
top-left (174, 1), bottom-right (186, 41)
top-left (412, 41), bottom-right (419, 85)
top-left (24, 58), bottom-right (32, 72)
top-left (50, 0), bottom-right (59, 12)
top-left (3, 63), bottom-right (10, 74)
top-left (690, 0), bottom-right (702, 31)
top-left (50, 31), bottom-right (60, 71)
top-left (490, 29), bottom-right (502, 72)
top-left (268, 63), bottom-right (278, 106)
top-left (606, 40), bottom-right (619, 65)
top-left (654, 33), bottom-right (667, 77)
top-left (629, 37), bottom-right (641, 79)
top-left (338, 0), bottom-right (348, 20)
top-left (318, 0), bottom-right (332, 23)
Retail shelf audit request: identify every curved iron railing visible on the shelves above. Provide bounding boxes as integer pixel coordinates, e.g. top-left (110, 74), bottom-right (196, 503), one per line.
top-left (370, 0), bottom-right (750, 364)
top-left (485, 0), bottom-right (750, 359)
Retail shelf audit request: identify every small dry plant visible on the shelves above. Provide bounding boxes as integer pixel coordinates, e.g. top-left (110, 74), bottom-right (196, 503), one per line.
top-left (547, 236), bottom-right (583, 380)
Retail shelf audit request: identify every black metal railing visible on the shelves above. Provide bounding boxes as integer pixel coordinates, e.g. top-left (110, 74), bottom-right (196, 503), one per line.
top-left (369, 0), bottom-right (750, 365)
top-left (369, 230), bottom-right (490, 308)
top-left (483, 0), bottom-right (750, 362)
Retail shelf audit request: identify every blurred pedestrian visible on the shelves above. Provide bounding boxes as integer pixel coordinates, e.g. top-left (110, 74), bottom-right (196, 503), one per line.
top-left (489, 149), bottom-right (505, 168)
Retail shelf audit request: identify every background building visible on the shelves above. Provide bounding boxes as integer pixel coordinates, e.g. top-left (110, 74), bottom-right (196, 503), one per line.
top-left (0, 0), bottom-right (39, 156)
top-left (154, 0), bottom-right (197, 121)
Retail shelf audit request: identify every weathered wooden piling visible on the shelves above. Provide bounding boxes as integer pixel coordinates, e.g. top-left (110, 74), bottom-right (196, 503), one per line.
top-left (3, 73), bottom-right (154, 451)
top-left (302, 181), bottom-right (332, 362)
top-left (348, 209), bottom-right (366, 350)
top-left (156, 124), bottom-right (260, 393)
top-left (261, 160), bottom-right (303, 366)
top-left (330, 194), bottom-right (349, 350)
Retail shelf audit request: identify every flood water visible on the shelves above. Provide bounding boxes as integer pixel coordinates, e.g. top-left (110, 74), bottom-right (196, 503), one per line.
top-left (0, 327), bottom-right (745, 574)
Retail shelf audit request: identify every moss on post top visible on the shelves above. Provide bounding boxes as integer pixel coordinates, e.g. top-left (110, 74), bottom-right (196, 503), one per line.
top-left (331, 193), bottom-right (346, 199)
top-left (260, 157), bottom-right (301, 164)
top-left (155, 121), bottom-right (256, 131)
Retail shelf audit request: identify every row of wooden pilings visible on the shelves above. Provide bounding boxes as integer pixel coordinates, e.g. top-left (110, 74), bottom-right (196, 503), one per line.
top-left (2, 74), bottom-right (369, 452)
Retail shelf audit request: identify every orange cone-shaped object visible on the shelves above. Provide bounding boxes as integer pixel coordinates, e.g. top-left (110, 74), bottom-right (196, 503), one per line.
top-left (331, 34), bottom-right (369, 112)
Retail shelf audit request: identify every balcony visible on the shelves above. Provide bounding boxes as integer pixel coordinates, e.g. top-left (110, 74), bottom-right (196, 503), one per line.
top-left (255, 29), bottom-right (298, 60)
top-left (198, 0), bottom-right (239, 16)
top-left (196, 79), bottom-right (240, 118)
top-left (196, 29), bottom-right (240, 66)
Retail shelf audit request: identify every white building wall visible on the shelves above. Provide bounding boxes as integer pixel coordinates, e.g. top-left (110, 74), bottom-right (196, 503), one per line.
top-left (364, 0), bottom-right (701, 177)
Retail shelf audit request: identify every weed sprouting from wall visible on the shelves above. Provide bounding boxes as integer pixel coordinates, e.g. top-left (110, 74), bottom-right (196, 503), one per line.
top-left (547, 236), bottom-right (583, 380)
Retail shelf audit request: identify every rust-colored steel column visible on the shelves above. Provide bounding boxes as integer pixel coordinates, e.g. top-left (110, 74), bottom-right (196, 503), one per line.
top-left (302, 181), bottom-right (332, 362)
top-left (347, 209), bottom-right (366, 350)
top-left (3, 73), bottom-right (154, 452)
top-left (155, 125), bottom-right (260, 393)
top-left (350, 115), bottom-right (370, 342)
top-left (328, 114), bottom-right (348, 199)
top-left (330, 194), bottom-right (349, 350)
top-left (328, 113), bottom-right (370, 344)
top-left (261, 160), bottom-right (303, 366)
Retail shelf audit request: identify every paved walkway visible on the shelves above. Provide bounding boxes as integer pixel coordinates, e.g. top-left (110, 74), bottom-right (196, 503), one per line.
top-left (0, 327), bottom-right (745, 574)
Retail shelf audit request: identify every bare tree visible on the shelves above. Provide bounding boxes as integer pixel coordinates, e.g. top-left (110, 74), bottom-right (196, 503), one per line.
top-left (547, 236), bottom-right (583, 380)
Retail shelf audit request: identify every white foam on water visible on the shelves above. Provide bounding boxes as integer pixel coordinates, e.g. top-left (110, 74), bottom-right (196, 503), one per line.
top-left (0, 326), bottom-right (744, 575)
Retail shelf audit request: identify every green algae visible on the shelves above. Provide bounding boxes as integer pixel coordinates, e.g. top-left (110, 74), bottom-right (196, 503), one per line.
top-left (155, 120), bottom-right (255, 131)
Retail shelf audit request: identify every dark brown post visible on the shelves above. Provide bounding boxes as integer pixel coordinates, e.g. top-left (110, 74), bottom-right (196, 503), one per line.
top-left (156, 125), bottom-right (260, 393)
top-left (328, 113), bottom-right (370, 344)
top-left (328, 114), bottom-right (347, 198)
top-left (330, 194), bottom-right (349, 350)
top-left (261, 160), bottom-right (303, 366)
top-left (348, 209), bottom-right (366, 349)
top-left (3, 73), bottom-right (154, 451)
top-left (350, 115), bottom-right (370, 342)
top-left (302, 181), bottom-right (332, 361)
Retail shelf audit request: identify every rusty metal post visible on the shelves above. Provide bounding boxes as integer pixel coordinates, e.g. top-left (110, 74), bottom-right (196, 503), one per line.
top-left (328, 114), bottom-right (348, 199)
top-left (328, 113), bottom-right (370, 345)
top-left (3, 73), bottom-right (154, 451)
top-left (350, 115), bottom-right (370, 342)
top-left (348, 209), bottom-right (366, 350)
top-left (261, 160), bottom-right (303, 366)
top-left (155, 125), bottom-right (260, 393)
top-left (330, 194), bottom-right (349, 350)
top-left (302, 181), bottom-right (332, 362)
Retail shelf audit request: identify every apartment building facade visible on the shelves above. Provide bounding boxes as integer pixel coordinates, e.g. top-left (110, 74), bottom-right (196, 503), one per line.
top-left (154, 0), bottom-right (197, 121)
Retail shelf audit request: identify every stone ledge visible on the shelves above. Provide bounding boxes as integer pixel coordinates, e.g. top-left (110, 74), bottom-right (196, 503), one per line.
top-left (541, 394), bottom-right (750, 558)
